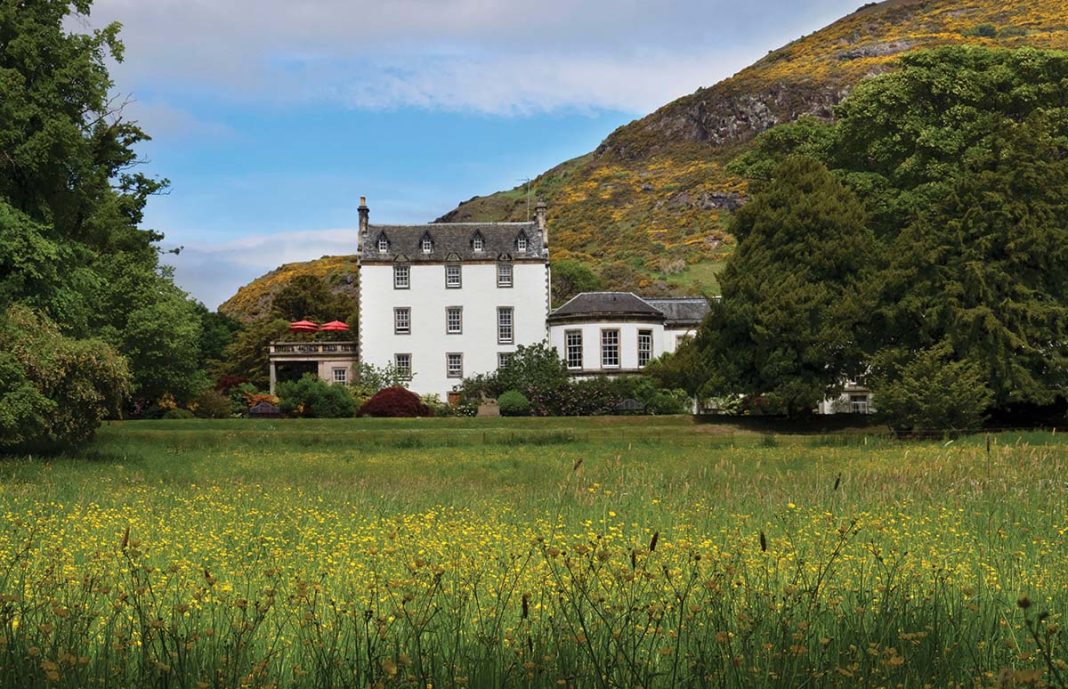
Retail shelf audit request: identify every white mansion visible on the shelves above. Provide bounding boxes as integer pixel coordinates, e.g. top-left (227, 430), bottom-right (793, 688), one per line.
top-left (267, 197), bottom-right (872, 414)
top-left (352, 197), bottom-right (707, 398)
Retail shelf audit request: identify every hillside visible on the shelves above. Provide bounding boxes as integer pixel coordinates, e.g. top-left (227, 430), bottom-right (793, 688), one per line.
top-left (222, 0), bottom-right (1068, 321)
top-left (221, 255), bottom-right (357, 323)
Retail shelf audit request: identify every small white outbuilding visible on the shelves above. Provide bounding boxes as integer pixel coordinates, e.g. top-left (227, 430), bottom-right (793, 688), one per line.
top-left (547, 293), bottom-right (708, 378)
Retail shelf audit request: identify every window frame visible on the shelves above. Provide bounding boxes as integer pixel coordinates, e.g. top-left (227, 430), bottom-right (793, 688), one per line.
top-left (445, 306), bottom-right (463, 335)
top-left (393, 307), bottom-right (411, 335)
top-left (600, 328), bottom-right (620, 369)
top-left (565, 329), bottom-right (583, 370)
top-left (421, 236), bottom-right (433, 254)
top-left (377, 237), bottom-right (389, 253)
top-left (394, 353), bottom-right (412, 380)
top-left (445, 264), bottom-right (462, 288)
top-left (472, 235), bottom-right (484, 252)
top-left (516, 235), bottom-right (528, 253)
top-left (497, 352), bottom-right (514, 369)
top-left (332, 367), bottom-right (348, 384)
top-left (497, 306), bottom-right (514, 344)
top-left (446, 352), bottom-right (464, 379)
top-left (497, 262), bottom-right (513, 288)
top-left (637, 329), bottom-right (653, 368)
top-left (393, 264), bottom-right (410, 289)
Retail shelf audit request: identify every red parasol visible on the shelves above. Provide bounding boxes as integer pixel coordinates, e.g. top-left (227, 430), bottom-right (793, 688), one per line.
top-left (289, 320), bottom-right (319, 332)
top-left (319, 320), bottom-right (350, 332)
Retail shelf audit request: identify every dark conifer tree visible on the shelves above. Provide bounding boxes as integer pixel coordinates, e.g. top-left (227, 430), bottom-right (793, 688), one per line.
top-left (698, 155), bottom-right (877, 416)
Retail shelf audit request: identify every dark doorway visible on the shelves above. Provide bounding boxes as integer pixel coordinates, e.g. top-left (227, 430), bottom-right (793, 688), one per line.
top-left (275, 361), bottom-right (319, 385)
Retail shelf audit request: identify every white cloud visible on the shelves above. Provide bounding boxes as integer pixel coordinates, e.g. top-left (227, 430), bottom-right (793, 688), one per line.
top-left (163, 228), bottom-right (357, 308)
top-left (120, 100), bottom-right (234, 139)
top-left (81, 0), bottom-right (863, 116)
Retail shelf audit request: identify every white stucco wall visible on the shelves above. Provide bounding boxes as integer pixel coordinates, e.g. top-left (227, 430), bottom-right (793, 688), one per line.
top-left (663, 327), bottom-right (697, 353)
top-left (359, 261), bottom-right (549, 397)
top-left (817, 383), bottom-right (876, 415)
top-left (548, 320), bottom-right (666, 375)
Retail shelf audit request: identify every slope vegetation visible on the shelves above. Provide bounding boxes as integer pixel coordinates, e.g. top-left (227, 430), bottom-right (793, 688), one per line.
top-left (439, 0), bottom-right (1068, 290)
top-left (222, 0), bottom-right (1068, 321)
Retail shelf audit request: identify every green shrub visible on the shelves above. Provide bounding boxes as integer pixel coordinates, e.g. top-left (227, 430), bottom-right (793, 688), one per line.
top-left (192, 389), bottom-right (233, 419)
top-left (420, 394), bottom-right (456, 417)
top-left (874, 344), bottom-right (993, 432)
top-left (162, 408), bottom-right (195, 420)
top-left (963, 23), bottom-right (998, 38)
top-left (277, 375), bottom-right (356, 418)
top-left (0, 305), bottom-right (130, 452)
top-left (497, 390), bottom-right (531, 416)
top-left (560, 378), bottom-right (618, 416)
top-left (646, 389), bottom-right (691, 415)
top-left (229, 383), bottom-right (260, 414)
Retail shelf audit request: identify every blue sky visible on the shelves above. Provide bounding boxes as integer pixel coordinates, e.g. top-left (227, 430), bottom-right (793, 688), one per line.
top-left (80, 0), bottom-right (864, 308)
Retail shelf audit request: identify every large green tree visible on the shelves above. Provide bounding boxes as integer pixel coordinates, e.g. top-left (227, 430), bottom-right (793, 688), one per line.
top-left (872, 114), bottom-right (1068, 406)
top-left (270, 275), bottom-right (356, 324)
top-left (697, 155), bottom-right (877, 416)
top-left (1, 1), bottom-right (215, 445)
top-left (713, 46), bottom-right (1068, 418)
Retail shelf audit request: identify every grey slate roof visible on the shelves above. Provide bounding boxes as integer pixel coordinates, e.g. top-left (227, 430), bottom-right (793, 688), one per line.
top-left (548, 292), bottom-right (665, 323)
top-left (361, 222), bottom-right (545, 262)
top-left (548, 292), bottom-right (712, 326)
top-left (643, 297), bottom-right (711, 328)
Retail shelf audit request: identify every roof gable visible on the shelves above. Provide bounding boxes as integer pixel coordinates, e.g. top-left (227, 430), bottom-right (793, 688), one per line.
top-left (643, 297), bottom-right (711, 327)
top-left (361, 222), bottom-right (544, 262)
top-left (548, 292), bottom-right (664, 322)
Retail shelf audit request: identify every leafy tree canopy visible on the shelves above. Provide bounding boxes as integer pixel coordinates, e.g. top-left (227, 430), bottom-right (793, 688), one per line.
top-left (704, 46), bottom-right (1068, 417)
top-left (271, 275), bottom-right (356, 324)
top-left (0, 1), bottom-right (224, 420)
top-left (696, 156), bottom-right (876, 416)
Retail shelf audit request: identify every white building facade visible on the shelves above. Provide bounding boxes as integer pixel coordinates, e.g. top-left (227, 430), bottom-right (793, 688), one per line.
top-left (271, 197), bottom-right (871, 416)
top-left (817, 381), bottom-right (876, 415)
top-left (546, 293), bottom-right (709, 378)
top-left (356, 198), bottom-right (551, 398)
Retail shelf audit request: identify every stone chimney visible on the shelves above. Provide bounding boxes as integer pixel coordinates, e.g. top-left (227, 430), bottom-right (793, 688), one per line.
top-left (358, 196), bottom-right (369, 238)
top-left (534, 200), bottom-right (547, 247)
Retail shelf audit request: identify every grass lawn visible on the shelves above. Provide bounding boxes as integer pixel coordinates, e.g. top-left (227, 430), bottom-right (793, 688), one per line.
top-left (1, 417), bottom-right (1066, 688)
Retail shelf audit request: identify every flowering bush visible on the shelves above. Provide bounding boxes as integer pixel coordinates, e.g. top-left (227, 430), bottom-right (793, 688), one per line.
top-left (358, 386), bottom-right (430, 417)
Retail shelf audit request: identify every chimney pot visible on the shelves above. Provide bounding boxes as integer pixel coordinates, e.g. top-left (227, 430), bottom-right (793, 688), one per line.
top-left (358, 196), bottom-right (370, 240)
top-left (534, 200), bottom-right (547, 248)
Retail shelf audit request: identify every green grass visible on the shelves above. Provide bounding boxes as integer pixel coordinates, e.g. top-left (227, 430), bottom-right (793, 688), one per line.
top-left (1, 418), bottom-right (1066, 688)
top-left (660, 258), bottom-right (728, 295)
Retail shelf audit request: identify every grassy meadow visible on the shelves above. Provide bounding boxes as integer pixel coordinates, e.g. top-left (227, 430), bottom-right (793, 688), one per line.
top-left (1, 417), bottom-right (1066, 688)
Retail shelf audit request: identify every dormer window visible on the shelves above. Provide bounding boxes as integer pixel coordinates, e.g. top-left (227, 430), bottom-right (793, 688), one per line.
top-left (516, 234), bottom-right (528, 253)
top-left (421, 235), bottom-right (433, 253)
top-left (472, 234), bottom-right (484, 252)
top-left (377, 237), bottom-right (389, 253)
